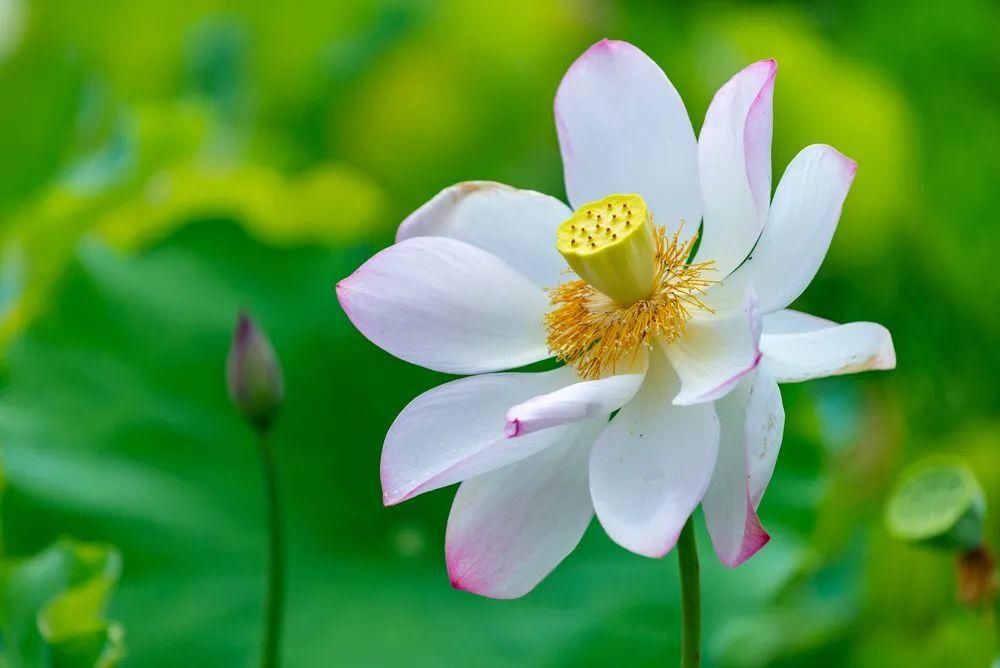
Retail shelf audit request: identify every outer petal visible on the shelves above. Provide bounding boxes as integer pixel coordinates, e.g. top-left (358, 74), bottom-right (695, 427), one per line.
top-left (762, 309), bottom-right (834, 335)
top-left (505, 350), bottom-right (647, 437)
top-left (395, 181), bottom-right (572, 289)
top-left (337, 237), bottom-right (551, 374)
top-left (696, 59), bottom-right (776, 276)
top-left (445, 420), bottom-right (602, 599)
top-left (761, 321), bottom-right (895, 383)
top-left (589, 352), bottom-right (719, 557)
top-left (555, 39), bottom-right (700, 237)
top-left (702, 369), bottom-right (783, 567)
top-left (380, 367), bottom-right (579, 505)
top-left (722, 145), bottom-right (857, 313)
top-left (664, 289), bottom-right (762, 406)
top-left (746, 371), bottom-right (785, 509)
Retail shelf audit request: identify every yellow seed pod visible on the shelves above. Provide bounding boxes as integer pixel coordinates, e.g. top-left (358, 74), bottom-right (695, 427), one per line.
top-left (556, 194), bottom-right (657, 305)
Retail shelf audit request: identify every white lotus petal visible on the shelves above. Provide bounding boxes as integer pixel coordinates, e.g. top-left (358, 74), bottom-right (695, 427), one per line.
top-left (697, 59), bottom-right (776, 276)
top-left (665, 289), bottom-right (762, 406)
top-left (762, 309), bottom-right (835, 335)
top-left (761, 321), bottom-right (895, 383)
top-left (505, 350), bottom-right (647, 437)
top-left (445, 420), bottom-right (602, 599)
top-left (746, 370), bottom-right (785, 508)
top-left (589, 352), bottom-right (719, 557)
top-left (337, 236), bottom-right (551, 374)
top-left (381, 367), bottom-right (578, 505)
top-left (396, 181), bottom-right (572, 289)
top-left (555, 39), bottom-right (700, 237)
top-left (722, 144), bottom-right (857, 313)
top-left (702, 369), bottom-right (783, 567)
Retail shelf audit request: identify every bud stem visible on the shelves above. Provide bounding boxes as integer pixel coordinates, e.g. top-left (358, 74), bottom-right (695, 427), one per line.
top-left (257, 430), bottom-right (284, 668)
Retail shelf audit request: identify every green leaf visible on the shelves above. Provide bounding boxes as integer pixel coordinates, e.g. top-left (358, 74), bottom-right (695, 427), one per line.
top-left (0, 539), bottom-right (124, 668)
top-left (885, 457), bottom-right (985, 551)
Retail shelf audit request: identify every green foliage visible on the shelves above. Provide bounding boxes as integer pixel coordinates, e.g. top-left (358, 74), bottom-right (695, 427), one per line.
top-left (886, 458), bottom-right (985, 550)
top-left (0, 539), bottom-right (124, 668)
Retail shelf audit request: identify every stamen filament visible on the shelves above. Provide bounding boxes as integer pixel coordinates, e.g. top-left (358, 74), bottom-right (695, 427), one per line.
top-left (546, 224), bottom-right (715, 380)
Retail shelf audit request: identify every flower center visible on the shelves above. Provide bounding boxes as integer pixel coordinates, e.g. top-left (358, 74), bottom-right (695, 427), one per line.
top-left (556, 193), bottom-right (658, 304)
top-left (547, 194), bottom-right (716, 379)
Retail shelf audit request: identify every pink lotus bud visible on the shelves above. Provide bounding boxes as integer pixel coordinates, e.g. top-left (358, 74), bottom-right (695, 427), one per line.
top-left (227, 312), bottom-right (284, 432)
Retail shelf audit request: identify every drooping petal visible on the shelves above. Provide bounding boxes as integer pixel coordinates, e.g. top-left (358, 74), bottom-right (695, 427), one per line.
top-left (761, 321), bottom-right (896, 383)
top-left (696, 59), bottom-right (776, 277)
top-left (589, 352), bottom-right (719, 557)
top-left (555, 39), bottom-right (700, 237)
top-left (337, 237), bottom-right (551, 375)
top-left (380, 367), bottom-right (579, 505)
top-left (445, 420), bottom-right (602, 599)
top-left (721, 144), bottom-right (857, 313)
top-left (702, 369), bottom-right (783, 567)
top-left (395, 181), bottom-right (572, 289)
top-left (762, 309), bottom-right (834, 335)
top-left (505, 350), bottom-right (647, 437)
top-left (664, 289), bottom-right (762, 406)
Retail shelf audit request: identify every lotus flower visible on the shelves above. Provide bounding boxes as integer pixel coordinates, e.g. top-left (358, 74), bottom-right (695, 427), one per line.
top-left (336, 39), bottom-right (895, 599)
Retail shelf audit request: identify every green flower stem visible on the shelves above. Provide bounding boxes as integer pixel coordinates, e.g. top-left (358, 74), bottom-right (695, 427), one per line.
top-left (257, 431), bottom-right (284, 668)
top-left (677, 517), bottom-right (701, 668)
top-left (994, 591), bottom-right (1000, 667)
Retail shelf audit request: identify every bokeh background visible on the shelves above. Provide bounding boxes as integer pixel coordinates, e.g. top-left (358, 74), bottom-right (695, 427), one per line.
top-left (0, 0), bottom-right (997, 666)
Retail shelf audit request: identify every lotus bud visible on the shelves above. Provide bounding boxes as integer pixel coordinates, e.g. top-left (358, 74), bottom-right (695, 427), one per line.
top-left (227, 312), bottom-right (284, 432)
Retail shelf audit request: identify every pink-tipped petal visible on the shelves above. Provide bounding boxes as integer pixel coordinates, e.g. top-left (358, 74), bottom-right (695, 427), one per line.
top-left (505, 351), bottom-right (647, 438)
top-left (445, 420), bottom-right (601, 599)
top-left (555, 39), bottom-right (700, 238)
top-left (760, 320), bottom-right (896, 383)
top-left (722, 144), bottom-right (858, 313)
top-left (665, 288), bottom-right (762, 406)
top-left (702, 369), bottom-right (783, 567)
top-left (396, 181), bottom-right (572, 289)
top-left (337, 236), bottom-right (551, 375)
top-left (381, 367), bottom-right (578, 505)
top-left (589, 351), bottom-right (719, 558)
top-left (696, 59), bottom-right (777, 276)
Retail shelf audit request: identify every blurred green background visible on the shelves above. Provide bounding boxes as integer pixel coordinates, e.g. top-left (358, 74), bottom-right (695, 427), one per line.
top-left (0, 0), bottom-right (997, 666)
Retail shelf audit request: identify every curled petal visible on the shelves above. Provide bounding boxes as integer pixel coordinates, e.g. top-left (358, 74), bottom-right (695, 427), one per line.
top-left (761, 320), bottom-right (895, 383)
top-left (396, 181), bottom-right (572, 289)
top-left (337, 237), bottom-right (551, 374)
top-left (555, 39), bottom-right (700, 237)
top-left (505, 350), bottom-right (647, 437)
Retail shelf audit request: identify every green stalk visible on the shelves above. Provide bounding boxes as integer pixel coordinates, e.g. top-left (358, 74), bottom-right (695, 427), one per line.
top-left (993, 589), bottom-right (1000, 668)
top-left (677, 517), bottom-right (701, 668)
top-left (257, 431), bottom-right (284, 668)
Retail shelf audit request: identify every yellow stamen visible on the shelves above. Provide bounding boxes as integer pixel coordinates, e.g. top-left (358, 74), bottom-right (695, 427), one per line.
top-left (546, 224), bottom-right (716, 380)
